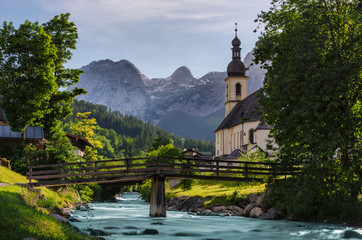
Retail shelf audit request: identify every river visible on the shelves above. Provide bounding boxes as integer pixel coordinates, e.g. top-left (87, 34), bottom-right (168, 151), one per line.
top-left (69, 192), bottom-right (361, 240)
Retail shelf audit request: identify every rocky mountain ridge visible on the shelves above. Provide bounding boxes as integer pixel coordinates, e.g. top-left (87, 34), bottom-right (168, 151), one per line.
top-left (69, 51), bottom-right (266, 140)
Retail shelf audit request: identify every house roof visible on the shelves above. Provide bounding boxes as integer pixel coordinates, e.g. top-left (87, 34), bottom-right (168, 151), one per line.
top-left (255, 123), bottom-right (273, 130)
top-left (66, 133), bottom-right (94, 148)
top-left (215, 90), bottom-right (262, 132)
top-left (0, 125), bottom-right (44, 139)
top-left (224, 148), bottom-right (245, 159)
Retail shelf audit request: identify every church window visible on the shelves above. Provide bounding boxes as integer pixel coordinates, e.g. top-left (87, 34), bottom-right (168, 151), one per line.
top-left (234, 133), bottom-right (236, 149)
top-left (237, 132), bottom-right (239, 147)
top-left (236, 83), bottom-right (241, 96)
top-left (249, 129), bottom-right (254, 144)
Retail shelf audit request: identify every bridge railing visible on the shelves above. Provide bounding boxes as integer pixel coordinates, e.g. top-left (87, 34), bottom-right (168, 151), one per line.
top-left (26, 157), bottom-right (300, 187)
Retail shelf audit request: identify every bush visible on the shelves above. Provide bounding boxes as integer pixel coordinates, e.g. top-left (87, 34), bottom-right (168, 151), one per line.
top-left (264, 162), bottom-right (362, 224)
top-left (179, 179), bottom-right (196, 191)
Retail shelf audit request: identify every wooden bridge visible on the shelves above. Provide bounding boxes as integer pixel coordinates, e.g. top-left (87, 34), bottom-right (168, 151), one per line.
top-left (26, 157), bottom-right (298, 217)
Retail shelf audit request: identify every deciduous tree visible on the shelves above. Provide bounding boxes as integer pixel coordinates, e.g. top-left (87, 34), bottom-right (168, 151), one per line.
top-left (254, 0), bottom-right (361, 177)
top-left (0, 13), bottom-right (86, 139)
top-left (254, 0), bottom-right (362, 223)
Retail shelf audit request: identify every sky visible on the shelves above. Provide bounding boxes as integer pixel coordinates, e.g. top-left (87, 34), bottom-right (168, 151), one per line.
top-left (0, 0), bottom-right (271, 78)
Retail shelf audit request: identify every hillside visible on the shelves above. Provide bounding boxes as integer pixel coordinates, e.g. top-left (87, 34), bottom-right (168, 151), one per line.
top-left (0, 166), bottom-right (94, 240)
top-left (65, 100), bottom-right (215, 157)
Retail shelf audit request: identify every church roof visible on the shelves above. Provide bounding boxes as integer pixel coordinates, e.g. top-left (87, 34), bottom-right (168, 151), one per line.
top-left (215, 90), bottom-right (262, 132)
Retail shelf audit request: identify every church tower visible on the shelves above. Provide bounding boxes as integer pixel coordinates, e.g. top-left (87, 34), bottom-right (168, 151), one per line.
top-left (224, 23), bottom-right (248, 117)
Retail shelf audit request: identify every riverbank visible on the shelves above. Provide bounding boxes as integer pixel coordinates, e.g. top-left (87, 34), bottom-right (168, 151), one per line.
top-left (69, 192), bottom-right (362, 240)
top-left (0, 166), bottom-right (98, 240)
top-left (166, 179), bottom-right (362, 227)
top-left (167, 192), bottom-right (282, 220)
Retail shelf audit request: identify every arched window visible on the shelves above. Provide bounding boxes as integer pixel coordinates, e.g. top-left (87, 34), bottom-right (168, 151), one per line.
top-left (236, 83), bottom-right (241, 96)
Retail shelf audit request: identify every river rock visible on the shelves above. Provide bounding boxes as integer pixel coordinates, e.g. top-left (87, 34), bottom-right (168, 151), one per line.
top-left (167, 196), bottom-right (188, 211)
top-left (68, 216), bottom-right (81, 222)
top-left (250, 207), bottom-right (263, 218)
top-left (123, 231), bottom-right (140, 235)
top-left (226, 205), bottom-right (244, 216)
top-left (248, 193), bottom-right (258, 203)
top-left (256, 193), bottom-right (265, 206)
top-left (49, 214), bottom-right (69, 223)
top-left (198, 209), bottom-right (219, 216)
top-left (89, 229), bottom-right (112, 236)
top-left (212, 205), bottom-right (227, 213)
top-left (343, 230), bottom-right (362, 239)
top-left (104, 226), bottom-right (120, 229)
top-left (60, 207), bottom-right (73, 218)
top-left (243, 203), bottom-right (257, 217)
top-left (151, 222), bottom-right (164, 225)
top-left (258, 207), bottom-right (282, 220)
top-left (142, 229), bottom-right (159, 235)
top-left (184, 196), bottom-right (209, 212)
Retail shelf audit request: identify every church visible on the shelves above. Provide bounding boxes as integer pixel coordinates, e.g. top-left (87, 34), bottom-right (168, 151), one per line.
top-left (214, 26), bottom-right (275, 158)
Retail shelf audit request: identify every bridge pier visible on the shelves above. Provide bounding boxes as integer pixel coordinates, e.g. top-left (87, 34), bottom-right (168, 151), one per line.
top-left (149, 176), bottom-right (166, 217)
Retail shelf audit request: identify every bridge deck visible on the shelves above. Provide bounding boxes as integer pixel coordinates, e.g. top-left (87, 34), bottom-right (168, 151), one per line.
top-left (26, 157), bottom-right (299, 187)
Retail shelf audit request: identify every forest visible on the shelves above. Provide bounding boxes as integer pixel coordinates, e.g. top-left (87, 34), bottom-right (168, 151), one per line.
top-left (63, 99), bottom-right (215, 159)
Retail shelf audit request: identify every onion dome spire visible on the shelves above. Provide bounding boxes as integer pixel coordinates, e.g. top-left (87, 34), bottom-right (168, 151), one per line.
top-left (227, 22), bottom-right (246, 77)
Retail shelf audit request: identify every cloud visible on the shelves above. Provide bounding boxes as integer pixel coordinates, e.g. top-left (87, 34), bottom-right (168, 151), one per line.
top-left (37, 0), bottom-right (269, 34)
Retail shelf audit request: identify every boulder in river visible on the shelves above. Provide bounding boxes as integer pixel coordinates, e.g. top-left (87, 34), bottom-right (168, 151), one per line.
top-left (258, 207), bottom-right (282, 220)
top-left (243, 203), bottom-right (257, 217)
top-left (142, 229), bottom-right (159, 235)
top-left (342, 230), bottom-right (362, 239)
top-left (250, 207), bottom-right (263, 218)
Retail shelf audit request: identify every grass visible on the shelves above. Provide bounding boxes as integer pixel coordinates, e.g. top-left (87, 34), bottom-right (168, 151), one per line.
top-left (169, 179), bottom-right (266, 206)
top-left (0, 166), bottom-right (96, 240)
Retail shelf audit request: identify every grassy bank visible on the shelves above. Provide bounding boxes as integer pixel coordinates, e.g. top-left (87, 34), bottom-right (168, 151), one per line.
top-left (0, 166), bottom-right (96, 240)
top-left (169, 179), bottom-right (266, 206)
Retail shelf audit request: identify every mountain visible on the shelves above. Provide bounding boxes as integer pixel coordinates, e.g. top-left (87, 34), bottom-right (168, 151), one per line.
top-left (244, 50), bottom-right (267, 94)
top-left (69, 59), bottom-right (150, 119)
top-left (69, 51), bottom-right (266, 141)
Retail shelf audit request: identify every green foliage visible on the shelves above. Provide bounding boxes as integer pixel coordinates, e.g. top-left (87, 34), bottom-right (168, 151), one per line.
top-left (138, 179), bottom-right (152, 202)
top-left (72, 183), bottom-right (102, 202)
top-left (69, 112), bottom-right (103, 161)
top-left (0, 13), bottom-right (86, 138)
top-left (1, 125), bottom-right (80, 175)
top-left (265, 162), bottom-right (361, 224)
top-left (64, 100), bottom-right (215, 157)
top-left (254, 0), bottom-right (362, 174)
top-left (254, 0), bottom-right (362, 223)
top-left (0, 20), bottom-right (57, 133)
top-left (179, 178), bottom-right (197, 191)
top-left (147, 140), bottom-right (183, 159)
top-left (0, 166), bottom-right (93, 239)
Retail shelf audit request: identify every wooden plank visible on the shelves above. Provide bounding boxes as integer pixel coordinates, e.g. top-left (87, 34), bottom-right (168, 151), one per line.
top-left (28, 175), bottom-right (151, 187)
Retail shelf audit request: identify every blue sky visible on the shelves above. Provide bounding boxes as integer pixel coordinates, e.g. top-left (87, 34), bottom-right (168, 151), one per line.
top-left (0, 0), bottom-right (271, 78)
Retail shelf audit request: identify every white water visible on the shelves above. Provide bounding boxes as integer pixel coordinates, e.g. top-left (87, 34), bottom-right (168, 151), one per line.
top-left (70, 192), bottom-right (361, 240)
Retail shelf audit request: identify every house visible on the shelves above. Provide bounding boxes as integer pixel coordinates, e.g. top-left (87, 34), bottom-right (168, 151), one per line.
top-left (0, 107), bottom-right (93, 155)
top-left (214, 25), bottom-right (276, 158)
top-left (66, 133), bottom-right (94, 157)
top-left (0, 107), bottom-right (48, 150)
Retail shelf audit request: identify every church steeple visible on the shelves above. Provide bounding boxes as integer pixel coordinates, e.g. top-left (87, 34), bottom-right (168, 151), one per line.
top-left (224, 23), bottom-right (248, 117)
top-left (227, 23), bottom-right (246, 77)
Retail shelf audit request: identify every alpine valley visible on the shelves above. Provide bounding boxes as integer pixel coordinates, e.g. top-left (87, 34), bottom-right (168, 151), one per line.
top-left (68, 51), bottom-right (266, 141)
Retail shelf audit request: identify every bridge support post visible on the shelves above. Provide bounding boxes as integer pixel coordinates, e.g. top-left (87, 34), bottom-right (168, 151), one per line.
top-left (149, 176), bottom-right (166, 217)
